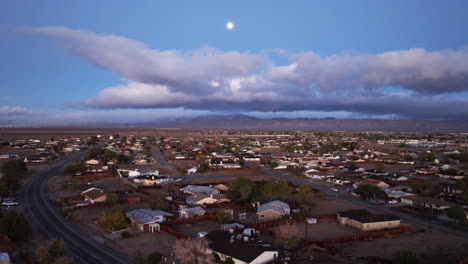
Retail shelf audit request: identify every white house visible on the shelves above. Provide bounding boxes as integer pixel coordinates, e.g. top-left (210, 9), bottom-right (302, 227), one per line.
top-left (206, 231), bottom-right (279, 264)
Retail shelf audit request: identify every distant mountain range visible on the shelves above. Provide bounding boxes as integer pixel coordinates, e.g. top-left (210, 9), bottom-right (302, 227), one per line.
top-left (138, 114), bottom-right (468, 132)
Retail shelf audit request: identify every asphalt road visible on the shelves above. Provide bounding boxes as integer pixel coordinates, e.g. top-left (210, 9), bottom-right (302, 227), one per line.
top-left (20, 151), bottom-right (135, 264)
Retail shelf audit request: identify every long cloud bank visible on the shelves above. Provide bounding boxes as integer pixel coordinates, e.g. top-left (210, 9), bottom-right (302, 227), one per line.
top-left (28, 26), bottom-right (468, 119)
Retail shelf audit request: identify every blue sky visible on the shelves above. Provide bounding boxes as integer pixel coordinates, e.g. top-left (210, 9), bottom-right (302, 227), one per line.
top-left (1, 0), bottom-right (468, 125)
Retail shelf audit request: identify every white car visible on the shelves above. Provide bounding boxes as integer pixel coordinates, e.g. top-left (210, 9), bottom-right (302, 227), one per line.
top-left (2, 200), bottom-right (18, 206)
top-left (331, 187), bottom-right (339, 192)
top-left (388, 200), bottom-right (398, 204)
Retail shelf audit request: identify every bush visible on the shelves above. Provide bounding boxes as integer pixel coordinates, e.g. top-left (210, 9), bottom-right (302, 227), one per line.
top-left (121, 231), bottom-right (131, 239)
top-left (392, 249), bottom-right (418, 264)
top-left (146, 252), bottom-right (162, 264)
top-left (0, 211), bottom-right (31, 242)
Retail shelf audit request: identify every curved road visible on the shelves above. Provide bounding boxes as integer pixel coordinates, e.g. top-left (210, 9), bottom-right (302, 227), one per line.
top-left (20, 151), bottom-right (135, 264)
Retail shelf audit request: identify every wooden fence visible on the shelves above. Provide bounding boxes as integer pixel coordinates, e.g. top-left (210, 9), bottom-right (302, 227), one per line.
top-left (164, 214), bottom-right (218, 226)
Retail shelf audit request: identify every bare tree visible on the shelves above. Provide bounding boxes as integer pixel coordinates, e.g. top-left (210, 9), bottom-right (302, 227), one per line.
top-left (278, 222), bottom-right (301, 249)
top-left (173, 237), bottom-right (214, 264)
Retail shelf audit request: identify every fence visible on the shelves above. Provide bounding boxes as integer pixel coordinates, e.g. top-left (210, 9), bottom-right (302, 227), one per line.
top-left (270, 224), bottom-right (413, 263)
top-left (249, 214), bottom-right (336, 230)
top-left (164, 214), bottom-right (218, 226)
top-left (159, 225), bottom-right (188, 239)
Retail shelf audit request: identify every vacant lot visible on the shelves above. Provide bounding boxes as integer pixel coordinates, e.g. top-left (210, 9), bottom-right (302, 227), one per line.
top-left (338, 229), bottom-right (468, 264)
top-left (270, 219), bottom-right (363, 242)
top-left (106, 231), bottom-right (177, 258)
top-left (172, 220), bottom-right (220, 237)
top-left (310, 197), bottom-right (379, 216)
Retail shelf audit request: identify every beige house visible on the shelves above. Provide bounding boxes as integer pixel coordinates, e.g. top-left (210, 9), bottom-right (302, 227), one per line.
top-left (256, 200), bottom-right (290, 222)
top-left (82, 187), bottom-right (107, 203)
top-left (337, 210), bottom-right (401, 231)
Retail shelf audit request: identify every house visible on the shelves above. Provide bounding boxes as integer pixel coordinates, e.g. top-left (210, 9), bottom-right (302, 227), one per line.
top-left (256, 200), bottom-right (290, 222)
top-left (186, 193), bottom-right (230, 205)
top-left (0, 253), bottom-right (10, 264)
top-left (401, 196), bottom-right (455, 210)
top-left (179, 206), bottom-right (206, 218)
top-left (353, 179), bottom-right (389, 189)
top-left (82, 187), bottom-right (107, 203)
top-left (336, 210), bottom-right (401, 231)
top-left (187, 167), bottom-right (198, 174)
top-left (381, 187), bottom-right (415, 199)
top-left (180, 185), bottom-right (219, 195)
top-left (205, 231), bottom-right (279, 264)
top-left (126, 209), bottom-right (173, 232)
top-left (85, 159), bottom-right (100, 165)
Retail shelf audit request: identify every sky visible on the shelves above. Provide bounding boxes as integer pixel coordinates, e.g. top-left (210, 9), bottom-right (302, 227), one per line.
top-left (1, 0), bottom-right (468, 126)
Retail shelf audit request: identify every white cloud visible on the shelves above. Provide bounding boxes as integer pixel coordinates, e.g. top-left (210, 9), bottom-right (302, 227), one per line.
top-left (25, 26), bottom-right (468, 119)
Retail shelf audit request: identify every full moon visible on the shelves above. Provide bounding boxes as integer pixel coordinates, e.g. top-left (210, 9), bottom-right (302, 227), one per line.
top-left (226, 22), bottom-right (234, 30)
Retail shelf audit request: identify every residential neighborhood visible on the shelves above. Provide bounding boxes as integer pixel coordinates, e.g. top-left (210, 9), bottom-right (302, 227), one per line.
top-left (0, 129), bottom-right (467, 263)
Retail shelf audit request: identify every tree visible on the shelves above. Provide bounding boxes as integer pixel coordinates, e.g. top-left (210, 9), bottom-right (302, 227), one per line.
top-left (417, 152), bottom-right (436, 162)
top-left (148, 192), bottom-right (170, 210)
top-left (146, 252), bottom-right (162, 264)
top-left (1, 159), bottom-right (27, 191)
top-left (278, 222), bottom-right (301, 249)
top-left (173, 238), bottom-right (214, 264)
top-left (260, 180), bottom-right (292, 201)
top-left (375, 163), bottom-right (385, 171)
top-left (392, 249), bottom-right (419, 264)
top-left (227, 178), bottom-right (259, 203)
top-left (87, 136), bottom-right (99, 146)
top-left (63, 163), bottom-right (86, 175)
top-left (355, 184), bottom-right (385, 198)
top-left (216, 208), bottom-right (232, 223)
top-left (106, 193), bottom-right (120, 206)
top-left (286, 165), bottom-right (306, 176)
top-left (294, 185), bottom-right (316, 205)
top-left (224, 258), bottom-right (235, 264)
top-left (97, 207), bottom-right (129, 231)
top-left (0, 211), bottom-right (31, 241)
top-left (36, 239), bottom-right (67, 264)
top-left (460, 175), bottom-right (468, 202)
top-left (0, 180), bottom-right (9, 196)
top-left (446, 206), bottom-right (466, 223)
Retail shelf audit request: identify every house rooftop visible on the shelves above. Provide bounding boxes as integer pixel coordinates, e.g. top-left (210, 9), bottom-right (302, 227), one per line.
top-left (337, 210), bottom-right (400, 223)
top-left (126, 209), bottom-right (172, 224)
top-left (205, 230), bottom-right (277, 263)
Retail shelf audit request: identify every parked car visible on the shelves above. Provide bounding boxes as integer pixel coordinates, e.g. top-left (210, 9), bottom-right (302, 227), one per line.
top-left (388, 200), bottom-right (398, 204)
top-left (2, 199), bottom-right (18, 206)
top-left (331, 187), bottom-right (339, 192)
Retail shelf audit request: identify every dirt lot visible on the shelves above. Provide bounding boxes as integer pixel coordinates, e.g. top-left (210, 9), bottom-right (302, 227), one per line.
top-left (310, 197), bottom-right (380, 216)
top-left (335, 229), bottom-right (468, 264)
top-left (105, 231), bottom-right (177, 258)
top-left (270, 219), bottom-right (363, 242)
top-left (68, 201), bottom-right (151, 237)
top-left (172, 220), bottom-right (221, 237)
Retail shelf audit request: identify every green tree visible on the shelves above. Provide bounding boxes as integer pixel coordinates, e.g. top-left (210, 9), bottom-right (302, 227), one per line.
top-left (106, 193), bottom-right (120, 206)
top-left (294, 185), bottom-right (316, 205)
top-left (0, 211), bottom-right (31, 241)
top-left (355, 184), bottom-right (385, 198)
top-left (392, 250), bottom-right (419, 264)
top-left (97, 207), bottom-right (129, 231)
top-left (417, 152), bottom-right (436, 162)
top-left (63, 163), bottom-right (86, 175)
top-left (260, 180), bottom-right (292, 201)
top-left (146, 252), bottom-right (162, 264)
top-left (446, 206), bottom-right (466, 223)
top-left (148, 192), bottom-right (170, 210)
top-left (224, 258), bottom-right (235, 264)
top-left (375, 163), bottom-right (386, 171)
top-left (226, 178), bottom-right (259, 203)
top-left (460, 175), bottom-right (468, 202)
top-left (1, 159), bottom-right (27, 190)
top-left (0, 180), bottom-right (9, 196)
top-left (36, 240), bottom-right (70, 264)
